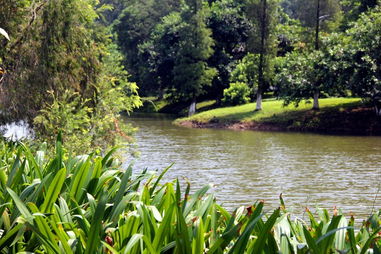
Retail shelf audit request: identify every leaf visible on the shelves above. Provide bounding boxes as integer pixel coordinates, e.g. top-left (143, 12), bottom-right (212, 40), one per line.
top-left (228, 202), bottom-right (264, 254)
top-left (152, 205), bottom-right (175, 250)
top-left (0, 224), bottom-right (24, 250)
top-left (0, 28), bottom-right (10, 40)
top-left (69, 157), bottom-right (91, 201)
top-left (359, 226), bottom-right (381, 254)
top-left (28, 203), bottom-right (66, 253)
top-left (102, 241), bottom-right (119, 254)
top-left (6, 188), bottom-right (34, 224)
top-left (151, 163), bottom-right (173, 194)
top-left (40, 168), bottom-right (66, 213)
top-left (123, 234), bottom-right (143, 254)
top-left (250, 208), bottom-right (281, 253)
top-left (303, 226), bottom-right (320, 254)
top-left (317, 215), bottom-right (343, 252)
top-left (109, 165), bottom-right (132, 223)
top-left (84, 193), bottom-right (108, 254)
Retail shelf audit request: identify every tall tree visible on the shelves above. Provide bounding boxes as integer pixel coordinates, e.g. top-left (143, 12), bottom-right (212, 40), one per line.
top-left (280, 0), bottom-right (341, 109)
top-left (246, 0), bottom-right (279, 110)
top-left (341, 0), bottom-right (379, 27)
top-left (139, 12), bottom-right (183, 98)
top-left (114, 0), bottom-right (180, 95)
top-left (173, 0), bottom-right (217, 116)
top-left (206, 0), bottom-right (251, 102)
top-left (0, 0), bottom-right (141, 151)
top-left (342, 6), bottom-right (381, 115)
top-left (0, 0), bottom-right (101, 120)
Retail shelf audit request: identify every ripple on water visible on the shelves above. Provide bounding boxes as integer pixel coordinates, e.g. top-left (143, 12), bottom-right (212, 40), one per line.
top-left (125, 114), bottom-right (381, 218)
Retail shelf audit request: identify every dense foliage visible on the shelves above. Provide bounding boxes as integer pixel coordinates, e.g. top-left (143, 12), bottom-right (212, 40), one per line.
top-left (1, 138), bottom-right (381, 253)
top-left (275, 5), bottom-right (381, 111)
top-left (172, 0), bottom-right (217, 115)
top-left (222, 82), bottom-right (251, 105)
top-left (113, 0), bottom-right (381, 114)
top-left (0, 0), bottom-right (141, 151)
top-left (2, 2), bottom-right (381, 252)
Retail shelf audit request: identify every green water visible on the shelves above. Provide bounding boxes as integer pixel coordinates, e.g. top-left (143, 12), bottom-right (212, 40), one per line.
top-left (124, 113), bottom-right (381, 218)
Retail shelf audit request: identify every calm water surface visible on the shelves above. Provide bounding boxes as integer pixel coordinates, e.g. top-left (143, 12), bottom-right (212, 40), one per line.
top-left (124, 113), bottom-right (381, 218)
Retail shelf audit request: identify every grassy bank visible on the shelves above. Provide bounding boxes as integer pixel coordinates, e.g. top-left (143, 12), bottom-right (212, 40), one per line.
top-left (1, 138), bottom-right (381, 253)
top-left (176, 98), bottom-right (381, 135)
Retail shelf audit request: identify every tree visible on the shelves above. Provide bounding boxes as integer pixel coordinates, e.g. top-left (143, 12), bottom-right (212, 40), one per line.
top-left (0, 0), bottom-right (141, 151)
top-left (172, 0), bottom-right (217, 116)
top-left (206, 0), bottom-right (252, 102)
top-left (341, 6), bottom-right (381, 115)
top-left (246, 0), bottom-right (279, 110)
top-left (114, 0), bottom-right (180, 95)
top-left (138, 12), bottom-right (183, 99)
top-left (341, 0), bottom-right (379, 27)
top-left (230, 53), bottom-right (259, 93)
top-left (275, 43), bottom-right (347, 109)
top-left (278, 0), bottom-right (341, 109)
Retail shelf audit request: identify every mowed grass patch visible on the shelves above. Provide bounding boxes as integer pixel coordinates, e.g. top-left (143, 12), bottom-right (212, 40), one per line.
top-left (178, 98), bottom-right (362, 124)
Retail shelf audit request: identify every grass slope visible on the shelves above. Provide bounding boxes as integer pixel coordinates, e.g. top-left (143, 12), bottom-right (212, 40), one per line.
top-left (176, 98), bottom-right (381, 135)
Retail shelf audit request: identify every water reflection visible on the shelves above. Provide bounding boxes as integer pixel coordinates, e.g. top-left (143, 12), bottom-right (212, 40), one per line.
top-left (124, 113), bottom-right (381, 218)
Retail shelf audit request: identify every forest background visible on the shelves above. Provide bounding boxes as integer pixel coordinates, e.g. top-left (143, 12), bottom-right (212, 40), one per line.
top-left (0, 0), bottom-right (380, 150)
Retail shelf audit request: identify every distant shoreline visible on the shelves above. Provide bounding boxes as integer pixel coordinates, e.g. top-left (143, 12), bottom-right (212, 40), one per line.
top-left (175, 98), bottom-right (381, 136)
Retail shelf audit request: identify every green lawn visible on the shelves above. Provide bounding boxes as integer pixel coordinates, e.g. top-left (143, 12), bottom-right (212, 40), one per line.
top-left (177, 98), bottom-right (363, 124)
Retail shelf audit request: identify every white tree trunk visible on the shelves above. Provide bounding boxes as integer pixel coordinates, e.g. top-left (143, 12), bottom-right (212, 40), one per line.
top-left (188, 100), bottom-right (196, 116)
top-left (256, 93), bottom-right (262, 111)
top-left (375, 106), bottom-right (381, 116)
top-left (313, 90), bottom-right (319, 110)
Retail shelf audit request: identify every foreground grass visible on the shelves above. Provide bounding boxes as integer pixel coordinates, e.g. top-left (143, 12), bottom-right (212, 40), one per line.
top-left (1, 137), bottom-right (381, 253)
top-left (178, 98), bottom-right (362, 124)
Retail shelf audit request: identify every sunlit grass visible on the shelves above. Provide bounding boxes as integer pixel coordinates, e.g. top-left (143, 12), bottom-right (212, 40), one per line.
top-left (179, 98), bottom-right (362, 123)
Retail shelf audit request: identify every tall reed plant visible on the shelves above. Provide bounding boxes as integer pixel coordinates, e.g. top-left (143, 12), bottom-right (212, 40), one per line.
top-left (0, 136), bottom-right (380, 253)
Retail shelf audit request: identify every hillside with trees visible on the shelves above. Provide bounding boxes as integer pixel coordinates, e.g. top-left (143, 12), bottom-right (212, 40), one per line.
top-left (1, 0), bottom-right (381, 141)
top-left (2, 1), bottom-right (381, 253)
top-left (113, 0), bottom-right (381, 118)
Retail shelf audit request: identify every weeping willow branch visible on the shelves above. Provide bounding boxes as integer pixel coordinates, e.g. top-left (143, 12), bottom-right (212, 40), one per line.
top-left (9, 0), bottom-right (47, 52)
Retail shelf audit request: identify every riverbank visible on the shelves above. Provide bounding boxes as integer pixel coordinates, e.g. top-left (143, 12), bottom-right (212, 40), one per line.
top-left (176, 98), bottom-right (381, 135)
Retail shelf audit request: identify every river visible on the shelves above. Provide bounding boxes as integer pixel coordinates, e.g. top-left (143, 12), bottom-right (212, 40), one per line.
top-left (124, 113), bottom-right (381, 218)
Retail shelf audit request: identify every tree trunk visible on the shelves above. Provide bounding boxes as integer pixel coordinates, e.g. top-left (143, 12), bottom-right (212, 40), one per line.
top-left (158, 88), bottom-right (164, 100)
top-left (188, 99), bottom-right (196, 116)
top-left (375, 106), bottom-right (381, 116)
top-left (312, 0), bottom-right (320, 111)
top-left (313, 90), bottom-right (319, 110)
top-left (255, 0), bottom-right (267, 112)
top-left (315, 0), bottom-right (320, 50)
top-left (256, 92), bottom-right (262, 111)
top-left (373, 95), bottom-right (381, 116)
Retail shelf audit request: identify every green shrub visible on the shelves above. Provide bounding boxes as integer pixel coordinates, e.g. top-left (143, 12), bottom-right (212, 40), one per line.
top-left (230, 53), bottom-right (259, 91)
top-left (1, 138), bottom-right (381, 253)
top-left (222, 82), bottom-right (251, 105)
top-left (33, 46), bottom-right (141, 154)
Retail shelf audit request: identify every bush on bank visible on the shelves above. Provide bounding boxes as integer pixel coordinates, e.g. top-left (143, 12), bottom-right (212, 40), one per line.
top-left (0, 137), bottom-right (380, 253)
